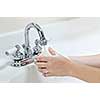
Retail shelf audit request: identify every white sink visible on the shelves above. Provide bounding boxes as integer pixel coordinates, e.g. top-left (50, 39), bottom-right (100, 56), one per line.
top-left (0, 17), bottom-right (100, 83)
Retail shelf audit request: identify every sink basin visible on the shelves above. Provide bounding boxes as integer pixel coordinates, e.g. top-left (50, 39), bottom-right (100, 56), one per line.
top-left (0, 18), bottom-right (100, 83)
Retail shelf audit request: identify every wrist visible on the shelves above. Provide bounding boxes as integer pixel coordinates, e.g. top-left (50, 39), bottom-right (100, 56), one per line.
top-left (68, 62), bottom-right (76, 77)
top-left (66, 57), bottom-right (79, 77)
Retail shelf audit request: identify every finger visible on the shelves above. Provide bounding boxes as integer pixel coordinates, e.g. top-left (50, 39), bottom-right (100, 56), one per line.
top-left (36, 62), bottom-right (47, 66)
top-left (38, 66), bottom-right (47, 69)
top-left (48, 47), bottom-right (57, 55)
top-left (37, 65), bottom-right (47, 69)
top-left (43, 73), bottom-right (52, 77)
top-left (36, 56), bottom-right (50, 62)
top-left (38, 68), bottom-right (48, 74)
top-left (36, 60), bottom-right (47, 63)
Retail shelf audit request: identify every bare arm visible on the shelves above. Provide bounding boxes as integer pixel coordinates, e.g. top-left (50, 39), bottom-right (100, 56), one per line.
top-left (69, 55), bottom-right (100, 82)
top-left (70, 54), bottom-right (100, 68)
top-left (70, 62), bottom-right (100, 83)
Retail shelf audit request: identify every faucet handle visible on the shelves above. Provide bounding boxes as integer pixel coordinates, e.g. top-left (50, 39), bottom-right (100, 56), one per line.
top-left (15, 45), bottom-right (21, 51)
top-left (33, 39), bottom-right (42, 55)
top-left (9, 45), bottom-right (24, 67)
top-left (35, 39), bottom-right (40, 46)
top-left (13, 45), bottom-right (23, 59)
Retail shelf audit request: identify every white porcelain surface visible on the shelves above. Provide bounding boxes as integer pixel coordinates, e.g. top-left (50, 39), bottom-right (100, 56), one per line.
top-left (0, 18), bottom-right (100, 83)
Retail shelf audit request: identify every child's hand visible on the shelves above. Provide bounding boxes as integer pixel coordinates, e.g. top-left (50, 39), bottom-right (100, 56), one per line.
top-left (36, 47), bottom-right (73, 77)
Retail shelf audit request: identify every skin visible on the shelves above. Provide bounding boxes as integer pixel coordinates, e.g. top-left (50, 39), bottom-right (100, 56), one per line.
top-left (70, 55), bottom-right (100, 68)
top-left (35, 47), bottom-right (100, 83)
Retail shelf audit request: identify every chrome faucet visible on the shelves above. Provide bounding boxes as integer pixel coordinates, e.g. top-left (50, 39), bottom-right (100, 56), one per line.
top-left (5, 22), bottom-right (47, 67)
top-left (24, 23), bottom-right (47, 58)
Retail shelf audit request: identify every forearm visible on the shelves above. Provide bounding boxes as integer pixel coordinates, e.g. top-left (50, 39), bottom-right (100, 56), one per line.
top-left (70, 54), bottom-right (100, 68)
top-left (70, 62), bottom-right (100, 83)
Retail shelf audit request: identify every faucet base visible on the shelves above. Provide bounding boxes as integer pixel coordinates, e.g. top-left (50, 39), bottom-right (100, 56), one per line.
top-left (11, 57), bottom-right (35, 67)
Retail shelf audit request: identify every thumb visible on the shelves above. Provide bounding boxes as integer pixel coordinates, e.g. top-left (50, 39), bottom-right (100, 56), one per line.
top-left (48, 47), bottom-right (57, 55)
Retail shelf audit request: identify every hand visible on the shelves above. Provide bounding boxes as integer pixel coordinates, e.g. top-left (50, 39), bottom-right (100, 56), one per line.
top-left (35, 47), bottom-right (74, 77)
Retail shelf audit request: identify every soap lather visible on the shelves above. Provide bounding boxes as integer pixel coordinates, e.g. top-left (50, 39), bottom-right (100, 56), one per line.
top-left (5, 22), bottom-right (47, 67)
